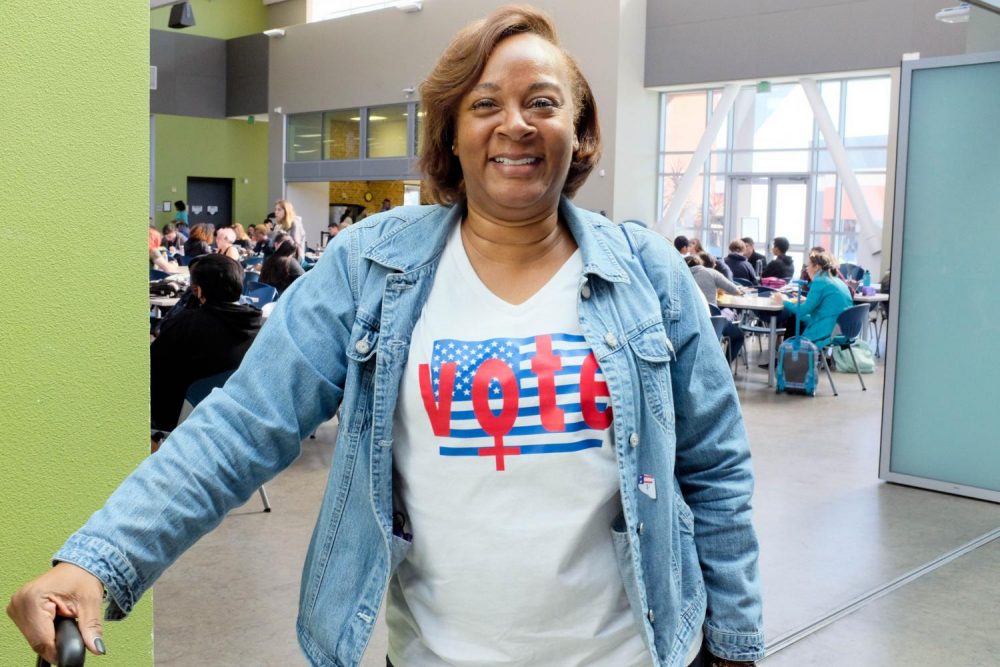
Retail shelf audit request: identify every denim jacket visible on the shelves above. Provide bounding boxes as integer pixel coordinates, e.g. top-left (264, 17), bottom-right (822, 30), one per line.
top-left (56, 198), bottom-right (764, 666)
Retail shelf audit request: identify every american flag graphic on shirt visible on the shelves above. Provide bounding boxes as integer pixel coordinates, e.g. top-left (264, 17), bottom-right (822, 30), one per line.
top-left (418, 333), bottom-right (613, 471)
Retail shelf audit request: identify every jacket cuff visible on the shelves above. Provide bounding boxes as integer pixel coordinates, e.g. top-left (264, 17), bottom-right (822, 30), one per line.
top-left (703, 623), bottom-right (766, 662)
top-left (53, 533), bottom-right (142, 621)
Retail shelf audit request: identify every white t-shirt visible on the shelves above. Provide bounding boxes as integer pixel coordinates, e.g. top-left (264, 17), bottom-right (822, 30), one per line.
top-left (387, 223), bottom-right (651, 666)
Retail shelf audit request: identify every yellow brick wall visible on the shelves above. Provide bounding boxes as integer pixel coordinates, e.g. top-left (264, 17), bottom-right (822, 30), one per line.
top-left (329, 180), bottom-right (405, 215)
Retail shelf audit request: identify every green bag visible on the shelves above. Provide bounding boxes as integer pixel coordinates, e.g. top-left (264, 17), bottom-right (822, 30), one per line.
top-left (831, 340), bottom-right (875, 374)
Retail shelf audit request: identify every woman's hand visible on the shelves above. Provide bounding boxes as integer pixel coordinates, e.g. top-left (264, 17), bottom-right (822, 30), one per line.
top-left (6, 562), bottom-right (107, 663)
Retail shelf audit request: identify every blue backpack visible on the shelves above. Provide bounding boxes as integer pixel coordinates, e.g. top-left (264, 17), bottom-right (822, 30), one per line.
top-left (776, 336), bottom-right (819, 396)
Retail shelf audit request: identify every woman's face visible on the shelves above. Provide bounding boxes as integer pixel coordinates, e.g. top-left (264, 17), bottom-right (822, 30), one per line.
top-left (273, 204), bottom-right (284, 220)
top-left (806, 261), bottom-right (819, 279)
top-left (453, 33), bottom-right (577, 222)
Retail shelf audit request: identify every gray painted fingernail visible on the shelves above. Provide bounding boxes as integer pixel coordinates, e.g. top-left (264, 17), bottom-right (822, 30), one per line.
top-left (95, 637), bottom-right (107, 655)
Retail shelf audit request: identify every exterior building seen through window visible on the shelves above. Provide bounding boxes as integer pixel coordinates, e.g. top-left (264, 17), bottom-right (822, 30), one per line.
top-left (659, 75), bottom-right (890, 266)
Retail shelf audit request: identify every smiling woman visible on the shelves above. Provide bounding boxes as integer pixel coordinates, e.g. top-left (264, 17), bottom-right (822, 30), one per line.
top-left (8, 6), bottom-right (761, 667)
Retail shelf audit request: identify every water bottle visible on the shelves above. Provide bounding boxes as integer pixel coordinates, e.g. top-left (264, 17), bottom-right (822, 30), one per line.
top-left (863, 270), bottom-right (871, 287)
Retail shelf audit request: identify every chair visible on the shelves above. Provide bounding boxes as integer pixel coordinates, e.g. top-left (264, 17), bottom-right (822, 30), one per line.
top-left (242, 255), bottom-right (263, 268)
top-left (708, 303), bottom-right (722, 317)
top-left (241, 281), bottom-right (279, 308)
top-left (817, 303), bottom-right (872, 395)
top-left (734, 277), bottom-right (754, 287)
top-left (710, 315), bottom-right (748, 375)
top-left (158, 369), bottom-right (272, 512)
top-left (150, 269), bottom-right (171, 281)
top-left (839, 262), bottom-right (865, 282)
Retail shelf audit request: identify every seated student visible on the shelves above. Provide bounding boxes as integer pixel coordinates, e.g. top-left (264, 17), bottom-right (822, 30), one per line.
top-left (150, 255), bottom-right (263, 431)
top-left (160, 223), bottom-right (184, 254)
top-left (259, 238), bottom-right (305, 297)
top-left (776, 250), bottom-right (853, 345)
top-left (184, 223), bottom-right (214, 259)
top-left (673, 235), bottom-right (691, 256)
top-left (214, 227), bottom-right (241, 261)
top-left (149, 228), bottom-right (181, 274)
top-left (762, 236), bottom-right (795, 280)
top-left (724, 239), bottom-right (758, 284)
top-left (324, 222), bottom-right (339, 249)
top-left (702, 250), bottom-right (733, 280)
top-left (741, 237), bottom-right (766, 275)
top-left (799, 246), bottom-right (847, 293)
top-left (232, 223), bottom-right (253, 250)
top-left (686, 255), bottom-right (745, 365)
top-left (251, 223), bottom-right (271, 256)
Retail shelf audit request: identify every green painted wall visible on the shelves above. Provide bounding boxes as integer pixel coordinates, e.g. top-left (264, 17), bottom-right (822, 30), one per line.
top-left (154, 115), bottom-right (270, 229)
top-left (0, 1), bottom-right (152, 666)
top-left (151, 0), bottom-right (269, 40)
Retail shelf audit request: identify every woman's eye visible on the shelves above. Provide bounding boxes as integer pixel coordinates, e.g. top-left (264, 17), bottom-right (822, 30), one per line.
top-left (470, 99), bottom-right (497, 110)
top-left (529, 98), bottom-right (558, 109)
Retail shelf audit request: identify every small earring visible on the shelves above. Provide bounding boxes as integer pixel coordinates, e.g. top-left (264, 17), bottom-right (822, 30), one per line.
top-left (451, 142), bottom-right (457, 153)
top-left (573, 137), bottom-right (580, 151)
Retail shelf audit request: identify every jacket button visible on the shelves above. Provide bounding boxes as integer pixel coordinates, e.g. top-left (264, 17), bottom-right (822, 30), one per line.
top-left (581, 284), bottom-right (592, 299)
top-left (629, 432), bottom-right (640, 448)
top-left (604, 332), bottom-right (618, 348)
top-left (355, 339), bottom-right (370, 355)
top-left (647, 608), bottom-right (655, 624)
top-left (637, 522), bottom-right (645, 535)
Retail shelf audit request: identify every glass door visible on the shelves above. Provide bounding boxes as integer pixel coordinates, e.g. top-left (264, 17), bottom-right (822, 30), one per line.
top-left (728, 175), bottom-right (811, 274)
top-left (769, 177), bottom-right (809, 273)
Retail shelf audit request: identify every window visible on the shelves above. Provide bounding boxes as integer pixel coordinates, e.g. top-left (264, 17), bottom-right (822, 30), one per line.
top-left (367, 104), bottom-right (409, 158)
top-left (287, 113), bottom-right (323, 162)
top-left (323, 109), bottom-right (361, 160)
top-left (658, 75), bottom-right (890, 266)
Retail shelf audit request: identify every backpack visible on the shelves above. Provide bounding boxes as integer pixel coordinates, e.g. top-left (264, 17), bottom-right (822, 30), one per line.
top-left (776, 336), bottom-right (819, 396)
top-left (760, 277), bottom-right (787, 290)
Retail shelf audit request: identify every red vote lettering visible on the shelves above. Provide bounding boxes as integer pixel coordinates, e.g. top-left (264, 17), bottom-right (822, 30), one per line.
top-left (580, 352), bottom-right (612, 429)
top-left (472, 358), bottom-right (521, 471)
top-left (530, 335), bottom-right (565, 432)
top-left (419, 362), bottom-right (456, 436)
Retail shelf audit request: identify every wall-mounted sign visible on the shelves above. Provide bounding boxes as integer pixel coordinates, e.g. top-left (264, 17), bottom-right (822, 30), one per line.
top-left (207, 206), bottom-right (218, 215)
top-left (162, 201), bottom-right (172, 212)
top-left (191, 205), bottom-right (203, 215)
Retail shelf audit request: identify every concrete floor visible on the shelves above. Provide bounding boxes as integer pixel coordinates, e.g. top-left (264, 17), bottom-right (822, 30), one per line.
top-left (153, 349), bottom-right (1000, 666)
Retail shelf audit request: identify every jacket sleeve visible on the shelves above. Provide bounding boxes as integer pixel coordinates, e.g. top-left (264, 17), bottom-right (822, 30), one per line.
top-left (54, 230), bottom-right (360, 620)
top-left (634, 229), bottom-right (765, 661)
top-left (713, 271), bottom-right (742, 296)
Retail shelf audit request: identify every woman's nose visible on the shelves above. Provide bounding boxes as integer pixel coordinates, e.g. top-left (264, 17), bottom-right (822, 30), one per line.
top-left (498, 109), bottom-right (534, 141)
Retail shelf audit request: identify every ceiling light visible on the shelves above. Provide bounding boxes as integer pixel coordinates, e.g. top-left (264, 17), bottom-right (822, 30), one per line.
top-left (368, 115), bottom-right (387, 121)
top-left (396, 1), bottom-right (423, 13)
top-left (298, 133), bottom-right (321, 138)
top-left (935, 3), bottom-right (970, 22)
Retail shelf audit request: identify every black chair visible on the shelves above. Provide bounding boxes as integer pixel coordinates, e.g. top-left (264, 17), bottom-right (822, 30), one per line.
top-left (839, 262), bottom-right (865, 282)
top-left (153, 369), bottom-right (272, 512)
top-left (818, 304), bottom-right (872, 395)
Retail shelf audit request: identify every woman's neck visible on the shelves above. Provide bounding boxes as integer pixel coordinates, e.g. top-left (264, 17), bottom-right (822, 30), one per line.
top-left (461, 205), bottom-right (571, 267)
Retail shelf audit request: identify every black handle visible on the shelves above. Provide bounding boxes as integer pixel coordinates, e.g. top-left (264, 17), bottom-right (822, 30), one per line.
top-left (35, 616), bottom-right (85, 667)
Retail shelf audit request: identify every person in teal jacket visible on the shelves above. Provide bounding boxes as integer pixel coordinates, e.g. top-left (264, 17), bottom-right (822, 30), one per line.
top-left (778, 251), bottom-right (853, 345)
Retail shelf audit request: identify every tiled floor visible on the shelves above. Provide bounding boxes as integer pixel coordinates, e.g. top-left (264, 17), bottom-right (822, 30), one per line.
top-left (154, 352), bottom-right (1000, 666)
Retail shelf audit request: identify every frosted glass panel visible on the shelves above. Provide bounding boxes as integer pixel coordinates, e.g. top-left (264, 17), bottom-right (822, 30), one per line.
top-left (888, 58), bottom-right (1000, 495)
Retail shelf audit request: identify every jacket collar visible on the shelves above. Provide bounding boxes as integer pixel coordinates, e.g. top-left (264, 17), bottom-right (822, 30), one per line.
top-left (361, 196), bottom-right (628, 282)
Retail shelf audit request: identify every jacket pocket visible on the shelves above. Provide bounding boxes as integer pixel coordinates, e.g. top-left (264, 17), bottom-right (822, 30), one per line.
top-left (629, 324), bottom-right (676, 432)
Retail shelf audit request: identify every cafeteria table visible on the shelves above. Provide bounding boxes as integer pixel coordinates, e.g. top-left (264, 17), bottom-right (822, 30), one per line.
top-left (717, 294), bottom-right (785, 386)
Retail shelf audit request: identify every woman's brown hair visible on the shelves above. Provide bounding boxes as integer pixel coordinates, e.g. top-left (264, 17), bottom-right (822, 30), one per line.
top-left (418, 5), bottom-right (601, 205)
top-left (808, 251), bottom-right (840, 277)
top-left (188, 223), bottom-right (214, 244)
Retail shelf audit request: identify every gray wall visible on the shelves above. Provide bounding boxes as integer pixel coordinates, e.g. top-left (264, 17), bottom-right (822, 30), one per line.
top-left (267, 0), bottom-right (307, 29)
top-left (152, 30), bottom-right (269, 118)
top-left (227, 34), bottom-right (269, 117)
top-left (268, 0), bottom-right (651, 219)
top-left (645, 0), bottom-right (968, 87)
top-left (967, 6), bottom-right (1000, 53)
top-left (151, 30), bottom-right (227, 118)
